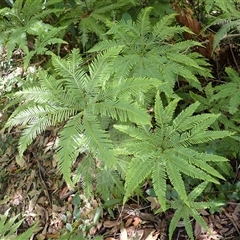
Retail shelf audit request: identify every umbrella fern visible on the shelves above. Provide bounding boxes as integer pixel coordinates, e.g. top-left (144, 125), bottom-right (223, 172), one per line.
top-left (4, 47), bottom-right (158, 188)
top-left (114, 91), bottom-right (233, 211)
top-left (90, 7), bottom-right (213, 95)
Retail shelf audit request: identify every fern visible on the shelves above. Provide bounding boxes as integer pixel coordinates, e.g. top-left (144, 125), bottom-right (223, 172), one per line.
top-left (169, 182), bottom-right (224, 240)
top-left (0, 0), bottom-right (65, 65)
top-left (205, 0), bottom-right (238, 14)
top-left (59, 0), bottom-right (136, 47)
top-left (4, 47), bottom-right (158, 188)
top-left (114, 91), bottom-right (232, 211)
top-left (187, 82), bottom-right (240, 160)
top-left (211, 67), bottom-right (240, 114)
top-left (0, 208), bottom-right (37, 240)
top-left (89, 7), bottom-right (212, 96)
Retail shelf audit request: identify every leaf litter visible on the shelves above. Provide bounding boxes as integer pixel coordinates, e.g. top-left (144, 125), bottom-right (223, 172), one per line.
top-left (0, 128), bottom-right (240, 239)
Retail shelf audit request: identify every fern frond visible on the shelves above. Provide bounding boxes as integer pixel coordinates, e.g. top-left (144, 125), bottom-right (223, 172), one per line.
top-left (152, 162), bottom-right (167, 211)
top-left (115, 91), bottom-right (232, 212)
top-left (168, 181), bottom-right (222, 240)
top-left (123, 156), bottom-right (153, 204)
top-left (169, 207), bottom-right (182, 239)
top-left (212, 15), bottom-right (240, 48)
top-left (73, 154), bottom-right (95, 198)
top-left (136, 7), bottom-right (153, 36)
top-left (57, 113), bottom-right (84, 188)
top-left (83, 112), bottom-right (115, 168)
top-left (90, 7), bottom-right (208, 96)
top-left (97, 169), bottom-right (124, 201)
top-left (94, 101), bottom-right (151, 124)
top-left (173, 101), bottom-right (200, 129)
top-left (211, 67), bottom-right (240, 114)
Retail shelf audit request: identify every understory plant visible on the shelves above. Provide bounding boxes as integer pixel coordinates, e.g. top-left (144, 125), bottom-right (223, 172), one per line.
top-left (0, 208), bottom-right (37, 240)
top-left (2, 2), bottom-right (239, 240)
top-left (4, 47), bottom-right (159, 189)
top-left (115, 91), bottom-right (232, 211)
top-left (114, 91), bottom-right (232, 239)
top-left (0, 0), bottom-right (66, 67)
top-left (90, 7), bottom-right (213, 96)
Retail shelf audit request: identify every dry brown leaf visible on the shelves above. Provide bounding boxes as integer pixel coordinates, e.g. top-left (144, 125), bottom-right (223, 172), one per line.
top-left (133, 217), bottom-right (141, 227)
top-left (146, 197), bottom-right (160, 210)
top-left (104, 220), bottom-right (121, 228)
top-left (194, 221), bottom-right (203, 238)
top-left (145, 230), bottom-right (160, 240)
top-left (199, 209), bottom-right (210, 216)
top-left (125, 217), bottom-right (133, 227)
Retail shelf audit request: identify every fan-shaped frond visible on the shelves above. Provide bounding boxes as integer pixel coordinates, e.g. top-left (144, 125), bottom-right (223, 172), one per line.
top-left (115, 91), bottom-right (232, 213)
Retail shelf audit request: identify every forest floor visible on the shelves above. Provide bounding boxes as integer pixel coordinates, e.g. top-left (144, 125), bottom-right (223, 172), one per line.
top-left (0, 127), bottom-right (240, 240)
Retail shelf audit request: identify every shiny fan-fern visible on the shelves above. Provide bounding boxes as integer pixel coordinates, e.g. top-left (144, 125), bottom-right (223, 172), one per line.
top-left (114, 91), bottom-right (232, 211)
top-left (4, 47), bottom-right (159, 188)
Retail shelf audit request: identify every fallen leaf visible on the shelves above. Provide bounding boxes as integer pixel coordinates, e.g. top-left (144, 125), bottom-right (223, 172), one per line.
top-left (120, 227), bottom-right (128, 240)
top-left (145, 230), bottom-right (160, 240)
top-left (104, 220), bottom-right (121, 228)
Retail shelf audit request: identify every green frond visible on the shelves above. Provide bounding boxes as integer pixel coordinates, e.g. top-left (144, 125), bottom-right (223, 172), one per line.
top-left (169, 208), bottom-right (182, 240)
top-left (94, 101), bottom-right (151, 124)
top-left (168, 40), bottom-right (202, 52)
top-left (167, 53), bottom-right (203, 70)
top-left (14, 87), bottom-right (58, 104)
top-left (152, 13), bottom-right (178, 39)
top-left (51, 49), bottom-right (87, 90)
top-left (87, 46), bottom-right (123, 86)
top-left (0, 208), bottom-right (37, 239)
top-left (190, 208), bottom-right (209, 231)
top-left (89, 40), bottom-right (122, 52)
top-left (154, 91), bottom-right (165, 127)
top-left (152, 162), bottom-right (167, 211)
top-left (213, 18), bottom-right (240, 49)
top-left (111, 77), bottom-right (160, 98)
top-left (188, 131), bottom-right (234, 144)
top-left (166, 159), bottom-right (188, 204)
top-left (169, 181), bottom-right (218, 240)
top-left (136, 7), bottom-right (153, 36)
top-left (188, 181), bottom-right (208, 201)
top-left (172, 148), bottom-right (225, 180)
top-left (97, 169), bottom-right (124, 201)
top-left (114, 125), bottom-right (150, 141)
top-left (73, 154), bottom-right (95, 198)
top-left (18, 116), bottom-right (51, 157)
top-left (166, 152), bottom-right (219, 183)
top-left (123, 157), bottom-right (152, 204)
top-left (211, 68), bottom-right (240, 114)
top-left (83, 112), bottom-right (115, 168)
top-left (173, 101), bottom-right (200, 130)
top-left (5, 104), bottom-right (41, 127)
top-left (89, 7), bottom-right (207, 94)
top-left (115, 91), bottom-right (232, 211)
top-left (182, 211), bottom-right (194, 240)
top-left (115, 156), bottom-right (129, 180)
top-left (57, 113), bottom-right (84, 188)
